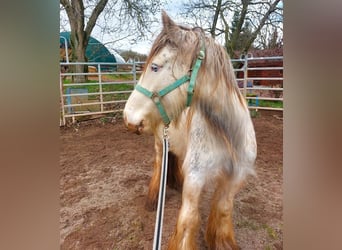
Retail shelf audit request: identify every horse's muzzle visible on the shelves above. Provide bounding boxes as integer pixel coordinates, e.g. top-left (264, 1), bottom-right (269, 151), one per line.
top-left (124, 115), bottom-right (144, 135)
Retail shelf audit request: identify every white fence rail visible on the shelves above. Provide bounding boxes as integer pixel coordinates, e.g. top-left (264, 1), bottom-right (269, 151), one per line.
top-left (232, 56), bottom-right (283, 111)
top-left (59, 56), bottom-right (283, 126)
top-left (59, 61), bottom-right (143, 126)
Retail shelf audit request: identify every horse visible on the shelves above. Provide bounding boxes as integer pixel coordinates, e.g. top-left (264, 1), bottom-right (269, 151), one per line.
top-left (123, 11), bottom-right (257, 250)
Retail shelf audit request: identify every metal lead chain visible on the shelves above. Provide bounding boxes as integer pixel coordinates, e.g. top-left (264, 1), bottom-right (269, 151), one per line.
top-left (153, 126), bottom-right (169, 250)
top-left (163, 125), bottom-right (169, 140)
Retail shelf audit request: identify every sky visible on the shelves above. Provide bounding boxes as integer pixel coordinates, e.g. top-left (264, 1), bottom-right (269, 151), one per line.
top-left (127, 0), bottom-right (283, 55)
top-left (98, 1), bottom-right (185, 55)
top-left (60, 0), bottom-right (283, 56)
top-left (60, 1), bottom-right (185, 56)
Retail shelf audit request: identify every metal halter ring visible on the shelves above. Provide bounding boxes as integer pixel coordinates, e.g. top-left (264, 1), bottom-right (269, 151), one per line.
top-left (151, 92), bottom-right (160, 103)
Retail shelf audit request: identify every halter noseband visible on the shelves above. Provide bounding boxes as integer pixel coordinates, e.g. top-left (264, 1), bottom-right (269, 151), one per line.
top-left (135, 46), bottom-right (205, 125)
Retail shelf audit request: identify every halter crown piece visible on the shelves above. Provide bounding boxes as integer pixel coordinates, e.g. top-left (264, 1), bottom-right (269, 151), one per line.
top-left (135, 43), bottom-right (206, 125)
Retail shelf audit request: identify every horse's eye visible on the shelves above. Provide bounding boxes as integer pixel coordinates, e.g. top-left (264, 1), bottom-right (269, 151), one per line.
top-left (151, 63), bottom-right (161, 72)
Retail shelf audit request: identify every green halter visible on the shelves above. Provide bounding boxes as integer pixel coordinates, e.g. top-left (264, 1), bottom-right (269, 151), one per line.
top-left (135, 47), bottom-right (205, 125)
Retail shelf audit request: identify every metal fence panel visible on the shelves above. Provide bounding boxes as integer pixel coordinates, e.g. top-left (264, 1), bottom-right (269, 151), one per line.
top-left (59, 57), bottom-right (283, 126)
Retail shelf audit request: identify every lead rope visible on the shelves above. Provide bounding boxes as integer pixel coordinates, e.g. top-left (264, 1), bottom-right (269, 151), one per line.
top-left (152, 126), bottom-right (169, 250)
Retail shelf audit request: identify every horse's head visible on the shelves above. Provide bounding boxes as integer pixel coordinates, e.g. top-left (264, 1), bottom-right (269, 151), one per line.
top-left (124, 11), bottom-right (204, 134)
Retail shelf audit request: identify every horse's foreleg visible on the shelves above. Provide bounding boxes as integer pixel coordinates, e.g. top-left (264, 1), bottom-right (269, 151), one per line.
top-left (145, 139), bottom-right (163, 211)
top-left (168, 177), bottom-right (202, 250)
top-left (206, 177), bottom-right (241, 250)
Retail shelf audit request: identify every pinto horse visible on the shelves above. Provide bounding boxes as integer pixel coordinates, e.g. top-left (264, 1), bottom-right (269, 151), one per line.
top-left (123, 11), bottom-right (257, 250)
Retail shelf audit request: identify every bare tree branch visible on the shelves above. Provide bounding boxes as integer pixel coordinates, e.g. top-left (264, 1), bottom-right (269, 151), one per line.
top-left (85, 0), bottom-right (108, 40)
top-left (243, 0), bottom-right (281, 53)
top-left (210, 0), bottom-right (222, 38)
top-left (60, 0), bottom-right (164, 82)
top-left (180, 0), bottom-right (283, 57)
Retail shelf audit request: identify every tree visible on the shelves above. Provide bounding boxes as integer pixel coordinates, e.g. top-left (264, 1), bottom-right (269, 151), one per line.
top-left (229, 11), bottom-right (254, 52)
top-left (181, 0), bottom-right (283, 58)
top-left (60, 0), bottom-right (162, 82)
top-left (257, 25), bottom-right (283, 49)
top-left (119, 50), bottom-right (147, 62)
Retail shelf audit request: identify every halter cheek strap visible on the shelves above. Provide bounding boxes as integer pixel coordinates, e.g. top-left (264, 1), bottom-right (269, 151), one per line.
top-left (135, 47), bottom-right (205, 125)
top-left (135, 75), bottom-right (190, 125)
top-left (187, 49), bottom-right (205, 106)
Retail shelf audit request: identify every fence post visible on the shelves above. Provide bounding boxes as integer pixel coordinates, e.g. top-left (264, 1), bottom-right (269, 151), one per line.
top-left (133, 60), bottom-right (137, 86)
top-left (59, 70), bottom-right (66, 126)
top-left (243, 55), bottom-right (248, 99)
top-left (98, 63), bottom-right (104, 112)
top-left (59, 36), bottom-right (69, 63)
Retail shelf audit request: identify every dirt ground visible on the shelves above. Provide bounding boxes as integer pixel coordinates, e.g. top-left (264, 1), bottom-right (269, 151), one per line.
top-left (60, 110), bottom-right (283, 250)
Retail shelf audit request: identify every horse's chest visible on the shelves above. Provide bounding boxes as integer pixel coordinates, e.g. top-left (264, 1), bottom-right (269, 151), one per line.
top-left (168, 128), bottom-right (187, 161)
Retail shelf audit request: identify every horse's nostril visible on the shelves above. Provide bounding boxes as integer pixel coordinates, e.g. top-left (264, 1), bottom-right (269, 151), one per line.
top-left (137, 120), bottom-right (144, 134)
top-left (125, 120), bottom-right (144, 135)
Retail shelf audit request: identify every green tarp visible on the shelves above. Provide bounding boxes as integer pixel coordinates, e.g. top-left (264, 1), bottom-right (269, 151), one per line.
top-left (60, 31), bottom-right (117, 71)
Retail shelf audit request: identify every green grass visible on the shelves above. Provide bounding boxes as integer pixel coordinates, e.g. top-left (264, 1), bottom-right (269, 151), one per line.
top-left (246, 93), bottom-right (283, 109)
top-left (62, 71), bottom-right (140, 84)
top-left (62, 78), bottom-right (134, 104)
top-left (63, 81), bottom-right (134, 94)
top-left (259, 100), bottom-right (283, 108)
top-left (249, 109), bottom-right (260, 118)
top-left (262, 224), bottom-right (278, 240)
top-left (247, 99), bottom-right (283, 109)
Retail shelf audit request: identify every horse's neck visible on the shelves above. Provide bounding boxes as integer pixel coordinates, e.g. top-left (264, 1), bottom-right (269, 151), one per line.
top-left (191, 80), bottom-right (251, 154)
top-left (155, 109), bottom-right (189, 159)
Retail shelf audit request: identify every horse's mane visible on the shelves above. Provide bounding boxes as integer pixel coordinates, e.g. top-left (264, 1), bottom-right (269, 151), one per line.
top-left (198, 38), bottom-right (249, 162)
top-left (144, 24), bottom-right (201, 75)
top-left (145, 23), bottom-right (244, 103)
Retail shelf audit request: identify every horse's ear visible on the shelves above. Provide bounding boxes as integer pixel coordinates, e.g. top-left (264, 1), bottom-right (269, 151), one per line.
top-left (162, 10), bottom-right (176, 31)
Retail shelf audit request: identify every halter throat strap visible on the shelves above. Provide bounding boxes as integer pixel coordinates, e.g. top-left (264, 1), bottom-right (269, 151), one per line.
top-left (135, 46), bottom-right (205, 125)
